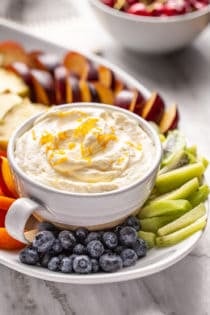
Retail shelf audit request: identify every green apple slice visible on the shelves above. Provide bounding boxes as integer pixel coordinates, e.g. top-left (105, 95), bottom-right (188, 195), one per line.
top-left (162, 130), bottom-right (186, 166)
top-left (157, 203), bottom-right (206, 236)
top-left (156, 162), bottom-right (204, 193)
top-left (138, 231), bottom-right (156, 248)
top-left (139, 199), bottom-right (192, 219)
top-left (156, 216), bottom-right (207, 247)
top-left (189, 185), bottom-right (210, 207)
top-left (139, 215), bottom-right (181, 233)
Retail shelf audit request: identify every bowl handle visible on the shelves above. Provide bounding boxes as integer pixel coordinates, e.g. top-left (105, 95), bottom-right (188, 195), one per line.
top-left (5, 198), bottom-right (42, 244)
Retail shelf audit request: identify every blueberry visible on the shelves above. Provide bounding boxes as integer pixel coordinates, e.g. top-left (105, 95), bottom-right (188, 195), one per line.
top-left (69, 254), bottom-right (76, 264)
top-left (119, 226), bottom-right (137, 246)
top-left (51, 239), bottom-right (63, 254)
top-left (58, 230), bottom-right (76, 250)
top-left (32, 231), bottom-right (55, 254)
top-left (86, 240), bottom-right (104, 258)
top-left (75, 227), bottom-right (89, 243)
top-left (114, 245), bottom-right (125, 255)
top-left (85, 232), bottom-right (101, 245)
top-left (99, 253), bottom-right (122, 272)
top-left (102, 231), bottom-right (118, 249)
top-left (125, 216), bottom-right (140, 231)
top-left (37, 222), bottom-right (57, 232)
top-left (19, 247), bottom-right (39, 265)
top-left (40, 252), bottom-right (53, 268)
top-left (132, 239), bottom-right (147, 258)
top-left (73, 255), bottom-right (92, 274)
top-left (113, 225), bottom-right (123, 235)
top-left (48, 257), bottom-right (60, 271)
top-left (120, 248), bottom-right (138, 267)
top-left (91, 259), bottom-right (100, 273)
top-left (60, 257), bottom-right (73, 273)
top-left (58, 254), bottom-right (66, 261)
top-left (73, 243), bottom-right (86, 255)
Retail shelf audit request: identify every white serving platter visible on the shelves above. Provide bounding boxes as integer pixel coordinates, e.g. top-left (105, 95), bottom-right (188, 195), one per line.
top-left (0, 19), bottom-right (208, 284)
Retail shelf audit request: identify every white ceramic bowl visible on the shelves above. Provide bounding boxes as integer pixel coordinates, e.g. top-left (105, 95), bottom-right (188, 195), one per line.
top-left (6, 103), bottom-right (162, 243)
top-left (89, 0), bottom-right (210, 53)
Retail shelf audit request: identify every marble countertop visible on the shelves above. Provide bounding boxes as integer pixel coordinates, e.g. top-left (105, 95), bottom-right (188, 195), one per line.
top-left (0, 1), bottom-right (210, 314)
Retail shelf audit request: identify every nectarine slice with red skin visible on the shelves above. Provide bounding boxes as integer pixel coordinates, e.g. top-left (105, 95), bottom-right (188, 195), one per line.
top-left (142, 92), bottom-right (165, 124)
top-left (30, 69), bottom-right (55, 105)
top-left (0, 41), bottom-right (29, 66)
top-left (79, 80), bottom-right (92, 102)
top-left (54, 66), bottom-right (68, 104)
top-left (98, 65), bottom-right (115, 89)
top-left (66, 75), bottom-right (81, 103)
top-left (160, 104), bottom-right (179, 133)
top-left (63, 52), bottom-right (89, 78)
top-left (93, 82), bottom-right (114, 105)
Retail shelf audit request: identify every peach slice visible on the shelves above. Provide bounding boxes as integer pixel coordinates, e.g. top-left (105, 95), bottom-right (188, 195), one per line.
top-left (98, 65), bottom-right (115, 89)
top-left (0, 41), bottom-right (29, 66)
top-left (93, 82), bottom-right (114, 104)
top-left (54, 66), bottom-right (68, 104)
top-left (142, 92), bottom-right (165, 123)
top-left (0, 156), bottom-right (17, 198)
top-left (79, 80), bottom-right (100, 103)
top-left (63, 51), bottom-right (89, 78)
top-left (28, 50), bottom-right (43, 68)
top-left (160, 104), bottom-right (179, 133)
top-left (66, 75), bottom-right (81, 103)
top-left (30, 69), bottom-right (55, 105)
top-left (114, 90), bottom-right (133, 110)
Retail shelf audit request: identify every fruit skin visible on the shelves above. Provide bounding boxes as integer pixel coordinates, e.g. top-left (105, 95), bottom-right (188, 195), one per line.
top-left (48, 257), bottom-right (60, 271)
top-left (73, 243), bottom-right (86, 255)
top-left (138, 231), bottom-right (156, 248)
top-left (19, 247), bottom-right (39, 265)
top-left (32, 231), bottom-right (55, 254)
top-left (86, 240), bottom-right (105, 258)
top-left (85, 231), bottom-right (101, 245)
top-left (119, 226), bottom-right (137, 246)
top-left (99, 253), bottom-right (123, 272)
top-left (0, 156), bottom-right (18, 198)
top-left (40, 252), bottom-right (53, 268)
top-left (60, 257), bottom-right (73, 273)
top-left (51, 239), bottom-right (63, 254)
top-left (125, 216), bottom-right (140, 231)
top-left (0, 210), bottom-right (6, 227)
top-left (75, 227), bottom-right (89, 244)
top-left (132, 239), bottom-right (147, 258)
top-left (120, 248), bottom-right (138, 267)
top-left (58, 230), bottom-right (76, 250)
top-left (102, 231), bottom-right (118, 249)
top-left (114, 245), bottom-right (126, 255)
top-left (66, 75), bottom-right (81, 103)
top-left (0, 41), bottom-right (29, 66)
top-left (73, 255), bottom-right (92, 274)
top-left (102, 0), bottom-right (116, 7)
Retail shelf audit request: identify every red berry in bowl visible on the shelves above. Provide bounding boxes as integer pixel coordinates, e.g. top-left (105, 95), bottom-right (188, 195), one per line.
top-left (163, 0), bottom-right (190, 16)
top-left (102, 0), bottom-right (116, 7)
top-left (126, 2), bottom-right (151, 16)
top-left (126, 0), bottom-right (138, 5)
top-left (150, 2), bottom-right (165, 16)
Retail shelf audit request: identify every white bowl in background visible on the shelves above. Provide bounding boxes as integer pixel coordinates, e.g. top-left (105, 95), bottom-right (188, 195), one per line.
top-left (89, 0), bottom-right (210, 54)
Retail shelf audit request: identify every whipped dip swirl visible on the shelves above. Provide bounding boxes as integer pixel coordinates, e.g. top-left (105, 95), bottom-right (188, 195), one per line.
top-left (15, 107), bottom-right (156, 193)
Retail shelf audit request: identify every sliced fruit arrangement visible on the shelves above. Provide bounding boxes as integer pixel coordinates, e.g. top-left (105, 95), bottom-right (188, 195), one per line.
top-left (0, 152), bottom-right (24, 250)
top-left (0, 40), bottom-right (179, 140)
top-left (138, 129), bottom-right (209, 248)
top-left (101, 0), bottom-right (210, 17)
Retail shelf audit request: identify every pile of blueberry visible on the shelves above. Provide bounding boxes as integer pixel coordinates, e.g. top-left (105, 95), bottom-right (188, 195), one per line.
top-left (19, 216), bottom-right (147, 274)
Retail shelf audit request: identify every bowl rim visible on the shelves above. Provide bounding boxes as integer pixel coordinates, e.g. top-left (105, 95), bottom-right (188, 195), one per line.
top-left (89, 0), bottom-right (210, 23)
top-left (8, 103), bottom-right (162, 198)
